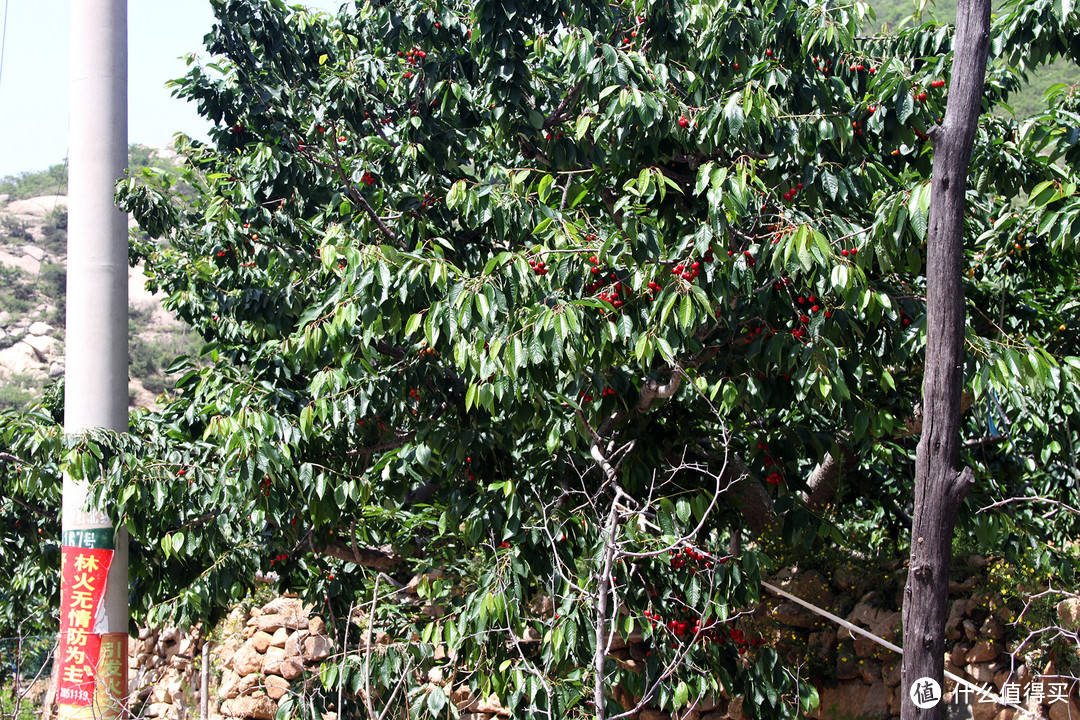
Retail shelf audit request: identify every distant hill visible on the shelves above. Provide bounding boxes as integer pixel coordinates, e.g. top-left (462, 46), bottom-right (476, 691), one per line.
top-left (0, 145), bottom-right (200, 411)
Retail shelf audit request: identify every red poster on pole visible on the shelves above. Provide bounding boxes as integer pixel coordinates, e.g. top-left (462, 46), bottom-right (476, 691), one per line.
top-left (56, 546), bottom-right (113, 707)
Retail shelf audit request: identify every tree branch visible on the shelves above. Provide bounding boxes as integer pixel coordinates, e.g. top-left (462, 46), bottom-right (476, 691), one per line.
top-left (543, 78), bottom-right (586, 130)
top-left (0, 491), bottom-right (58, 522)
top-left (346, 185), bottom-right (402, 248)
top-left (977, 495), bottom-right (1080, 517)
top-left (803, 444), bottom-right (858, 514)
top-left (321, 539), bottom-right (404, 571)
top-left (344, 431), bottom-right (418, 458)
top-left (634, 364), bottom-right (683, 414)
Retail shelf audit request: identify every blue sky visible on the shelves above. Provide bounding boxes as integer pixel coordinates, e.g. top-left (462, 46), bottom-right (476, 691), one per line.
top-left (0, 0), bottom-right (344, 178)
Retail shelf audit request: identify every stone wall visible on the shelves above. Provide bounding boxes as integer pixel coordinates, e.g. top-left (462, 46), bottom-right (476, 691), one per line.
top-left (129, 626), bottom-right (203, 719)
top-left (116, 560), bottom-right (1078, 720)
top-left (125, 597), bottom-right (335, 720)
top-left (762, 558), bottom-right (1080, 720)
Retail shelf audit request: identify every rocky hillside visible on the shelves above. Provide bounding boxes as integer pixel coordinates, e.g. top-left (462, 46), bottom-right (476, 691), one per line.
top-left (0, 151), bottom-right (200, 411)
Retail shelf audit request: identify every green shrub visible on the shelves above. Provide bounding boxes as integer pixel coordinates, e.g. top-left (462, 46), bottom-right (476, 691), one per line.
top-left (0, 382), bottom-right (36, 412)
top-left (36, 264), bottom-right (65, 310)
top-left (0, 268), bottom-right (35, 316)
top-left (38, 208), bottom-right (67, 256)
top-left (0, 217), bottom-right (31, 245)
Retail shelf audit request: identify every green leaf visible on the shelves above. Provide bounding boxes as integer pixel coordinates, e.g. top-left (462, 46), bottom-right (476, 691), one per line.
top-left (415, 444), bottom-right (432, 466)
top-left (404, 312), bottom-right (423, 337)
top-left (831, 264), bottom-right (850, 293)
top-left (575, 114), bottom-right (592, 140)
top-left (538, 175), bottom-right (555, 203)
top-left (446, 180), bottom-right (467, 209)
top-left (896, 90), bottom-right (914, 123)
top-left (634, 333), bottom-right (652, 361)
top-left (1030, 180), bottom-right (1057, 207)
top-left (674, 681), bottom-right (689, 708)
top-left (678, 294), bottom-right (693, 329)
top-left (723, 93), bottom-right (744, 136)
top-left (675, 498), bottom-right (691, 524)
top-left (656, 337), bottom-right (675, 361)
top-left (426, 686), bottom-right (447, 716)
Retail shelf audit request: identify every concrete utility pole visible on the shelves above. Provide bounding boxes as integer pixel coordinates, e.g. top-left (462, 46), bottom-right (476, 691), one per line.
top-left (60, 0), bottom-right (129, 718)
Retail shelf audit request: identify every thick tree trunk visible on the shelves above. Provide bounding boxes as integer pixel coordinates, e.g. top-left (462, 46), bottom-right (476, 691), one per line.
top-left (900, 0), bottom-right (989, 717)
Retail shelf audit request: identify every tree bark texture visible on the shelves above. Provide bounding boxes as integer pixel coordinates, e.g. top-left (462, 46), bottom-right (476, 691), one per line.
top-left (900, 0), bottom-right (989, 717)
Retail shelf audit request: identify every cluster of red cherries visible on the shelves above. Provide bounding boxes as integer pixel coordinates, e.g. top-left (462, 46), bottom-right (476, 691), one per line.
top-left (399, 46), bottom-right (428, 79)
top-left (578, 387), bottom-right (618, 403)
top-left (528, 257), bottom-right (549, 276)
top-left (639, 548), bottom-right (768, 653)
top-left (781, 183), bottom-right (803, 202)
top-left (672, 248), bottom-right (715, 282)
